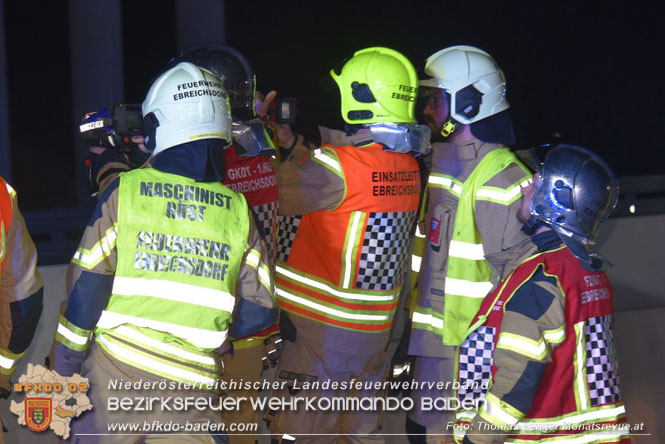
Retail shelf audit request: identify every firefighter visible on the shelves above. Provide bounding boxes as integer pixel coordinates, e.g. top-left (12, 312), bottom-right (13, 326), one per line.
top-left (400, 46), bottom-right (532, 443)
top-left (0, 177), bottom-right (43, 444)
top-left (266, 46), bottom-right (430, 444)
top-left (51, 62), bottom-right (276, 443)
top-left (174, 42), bottom-right (283, 444)
top-left (454, 144), bottom-right (629, 444)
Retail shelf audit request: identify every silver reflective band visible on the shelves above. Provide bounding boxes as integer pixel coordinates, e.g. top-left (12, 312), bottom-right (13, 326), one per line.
top-left (112, 325), bottom-right (218, 366)
top-left (412, 311), bottom-right (444, 329)
top-left (232, 119), bottom-right (275, 157)
top-left (276, 265), bottom-right (398, 301)
top-left (444, 277), bottom-right (493, 298)
top-left (97, 334), bottom-right (217, 385)
top-left (57, 323), bottom-right (90, 346)
top-left (276, 288), bottom-right (389, 321)
top-left (313, 149), bottom-right (342, 172)
top-left (392, 362), bottom-right (411, 377)
top-left (97, 311), bottom-right (228, 349)
top-left (343, 212), bottom-right (363, 289)
top-left (112, 276), bottom-right (235, 312)
top-left (448, 240), bottom-right (485, 260)
top-left (513, 405), bottom-right (626, 431)
top-left (368, 123), bottom-right (432, 156)
top-left (411, 254), bottom-right (422, 272)
top-left (0, 355), bottom-right (15, 370)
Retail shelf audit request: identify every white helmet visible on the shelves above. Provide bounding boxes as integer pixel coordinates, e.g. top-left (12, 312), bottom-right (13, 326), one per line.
top-left (142, 61), bottom-right (232, 156)
top-left (419, 45), bottom-right (509, 125)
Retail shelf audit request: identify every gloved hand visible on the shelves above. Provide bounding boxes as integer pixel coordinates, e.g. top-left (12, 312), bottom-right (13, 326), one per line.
top-left (387, 319), bottom-right (415, 397)
top-left (261, 334), bottom-right (284, 370)
top-left (87, 135), bottom-right (150, 198)
top-left (256, 90), bottom-right (296, 149)
top-left (87, 147), bottom-right (130, 197)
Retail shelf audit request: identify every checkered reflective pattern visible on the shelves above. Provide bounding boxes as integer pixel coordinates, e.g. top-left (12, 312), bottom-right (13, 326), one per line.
top-left (277, 215), bottom-right (302, 262)
top-left (585, 315), bottom-right (622, 406)
top-left (253, 201), bottom-right (278, 260)
top-left (458, 326), bottom-right (496, 402)
top-left (355, 211), bottom-right (415, 290)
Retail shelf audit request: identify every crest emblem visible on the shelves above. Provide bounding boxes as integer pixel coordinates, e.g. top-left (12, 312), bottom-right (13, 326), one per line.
top-left (25, 398), bottom-right (52, 432)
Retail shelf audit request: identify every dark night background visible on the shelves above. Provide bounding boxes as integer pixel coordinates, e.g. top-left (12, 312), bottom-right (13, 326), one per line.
top-left (3, 0), bottom-right (664, 211)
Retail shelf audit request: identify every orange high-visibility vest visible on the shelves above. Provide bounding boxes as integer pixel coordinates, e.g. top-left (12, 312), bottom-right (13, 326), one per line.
top-left (276, 143), bottom-right (420, 333)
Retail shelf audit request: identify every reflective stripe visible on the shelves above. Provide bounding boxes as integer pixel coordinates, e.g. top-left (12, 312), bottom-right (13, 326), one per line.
top-left (277, 265), bottom-right (397, 302)
top-left (5, 182), bottom-right (15, 197)
top-left (0, 355), bottom-right (15, 370)
top-left (415, 224), bottom-right (426, 238)
top-left (574, 321), bottom-right (590, 410)
top-left (392, 363), bottom-right (410, 377)
top-left (412, 311), bottom-right (444, 329)
top-left (428, 174), bottom-right (462, 195)
top-left (72, 224), bottom-right (118, 269)
top-left (112, 276), bottom-right (235, 313)
top-left (544, 326), bottom-right (566, 344)
top-left (246, 248), bottom-right (273, 292)
top-left (313, 149), bottom-right (341, 173)
top-left (506, 430), bottom-right (627, 444)
top-left (411, 254), bottom-right (422, 272)
top-left (497, 333), bottom-right (547, 360)
top-left (476, 184), bottom-right (522, 203)
top-left (57, 322), bottom-right (90, 346)
top-left (277, 287), bottom-right (389, 321)
top-left (482, 393), bottom-right (522, 426)
top-left (97, 334), bottom-right (217, 386)
top-left (513, 405), bottom-right (626, 431)
top-left (445, 277), bottom-right (493, 298)
top-left (449, 240), bottom-right (485, 260)
top-left (498, 328), bottom-right (567, 360)
top-left (456, 410), bottom-right (476, 420)
top-left (111, 325), bottom-right (218, 367)
top-left (343, 212), bottom-right (363, 288)
top-left (97, 310), bottom-right (227, 349)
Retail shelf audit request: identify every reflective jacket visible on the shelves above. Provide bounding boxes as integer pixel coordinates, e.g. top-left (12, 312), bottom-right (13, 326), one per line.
top-left (276, 143), bottom-right (420, 334)
top-left (0, 177), bottom-right (43, 381)
top-left (455, 237), bottom-right (629, 444)
top-left (0, 178), bottom-right (11, 271)
top-left (410, 142), bottom-right (531, 351)
top-left (55, 167), bottom-right (275, 387)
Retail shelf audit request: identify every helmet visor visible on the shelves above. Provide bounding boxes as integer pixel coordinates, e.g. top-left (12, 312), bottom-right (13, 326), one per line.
top-left (232, 119), bottom-right (276, 157)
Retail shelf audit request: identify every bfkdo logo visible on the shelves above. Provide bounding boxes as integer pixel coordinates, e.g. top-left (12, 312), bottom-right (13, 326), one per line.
top-left (25, 398), bottom-right (52, 432)
top-left (10, 364), bottom-right (93, 439)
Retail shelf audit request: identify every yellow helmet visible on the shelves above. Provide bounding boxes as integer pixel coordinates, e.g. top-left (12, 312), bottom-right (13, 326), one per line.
top-left (330, 47), bottom-right (417, 125)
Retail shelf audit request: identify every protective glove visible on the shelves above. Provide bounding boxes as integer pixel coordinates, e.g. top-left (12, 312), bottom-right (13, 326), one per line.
top-left (87, 148), bottom-right (130, 198)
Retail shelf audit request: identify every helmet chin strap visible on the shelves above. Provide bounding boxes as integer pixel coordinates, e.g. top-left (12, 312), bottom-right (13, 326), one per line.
top-left (521, 215), bottom-right (547, 236)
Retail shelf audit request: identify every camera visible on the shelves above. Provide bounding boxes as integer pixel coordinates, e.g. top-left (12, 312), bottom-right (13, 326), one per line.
top-left (80, 103), bottom-right (146, 199)
top-left (268, 98), bottom-right (298, 124)
top-left (79, 103), bottom-right (144, 152)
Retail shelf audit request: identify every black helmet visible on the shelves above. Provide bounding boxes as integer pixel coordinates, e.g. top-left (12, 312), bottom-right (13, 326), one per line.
top-left (530, 144), bottom-right (619, 270)
top-left (173, 42), bottom-right (256, 120)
